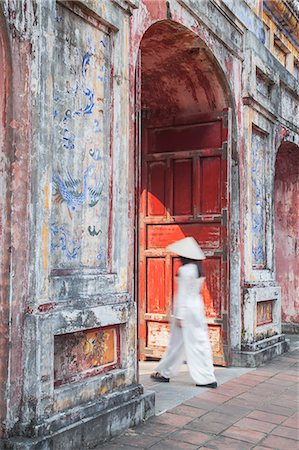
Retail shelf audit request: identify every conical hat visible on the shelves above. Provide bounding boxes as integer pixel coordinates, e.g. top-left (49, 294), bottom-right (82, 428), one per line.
top-left (167, 237), bottom-right (206, 260)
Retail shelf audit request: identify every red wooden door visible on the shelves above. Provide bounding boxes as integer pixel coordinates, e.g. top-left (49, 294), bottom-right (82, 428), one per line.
top-left (139, 112), bottom-right (230, 365)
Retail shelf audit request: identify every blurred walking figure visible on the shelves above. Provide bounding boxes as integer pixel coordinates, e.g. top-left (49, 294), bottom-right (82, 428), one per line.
top-left (151, 237), bottom-right (217, 388)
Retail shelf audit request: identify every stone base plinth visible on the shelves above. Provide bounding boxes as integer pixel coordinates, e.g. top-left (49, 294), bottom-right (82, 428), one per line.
top-left (282, 322), bottom-right (299, 334)
top-left (1, 385), bottom-right (155, 449)
top-left (232, 334), bottom-right (290, 368)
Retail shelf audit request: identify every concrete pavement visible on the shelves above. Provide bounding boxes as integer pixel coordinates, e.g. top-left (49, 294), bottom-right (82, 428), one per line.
top-left (100, 343), bottom-right (298, 450)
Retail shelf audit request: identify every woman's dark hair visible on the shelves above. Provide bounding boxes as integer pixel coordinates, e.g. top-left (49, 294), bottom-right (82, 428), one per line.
top-left (180, 256), bottom-right (205, 278)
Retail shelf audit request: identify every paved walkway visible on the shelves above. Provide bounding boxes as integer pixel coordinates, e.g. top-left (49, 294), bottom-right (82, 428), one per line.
top-left (139, 361), bottom-right (254, 415)
top-left (101, 347), bottom-right (299, 450)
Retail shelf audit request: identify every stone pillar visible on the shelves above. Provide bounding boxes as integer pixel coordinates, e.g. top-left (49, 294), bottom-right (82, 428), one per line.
top-left (0, 1), bottom-right (154, 448)
top-left (232, 33), bottom-right (299, 366)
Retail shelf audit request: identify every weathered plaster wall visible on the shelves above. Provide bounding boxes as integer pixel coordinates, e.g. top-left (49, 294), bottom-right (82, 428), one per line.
top-left (275, 142), bottom-right (299, 327)
top-left (0, 1), bottom-right (31, 435)
top-left (0, 0), bottom-right (153, 445)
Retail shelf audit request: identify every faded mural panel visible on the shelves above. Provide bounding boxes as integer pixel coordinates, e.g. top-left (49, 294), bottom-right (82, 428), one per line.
top-left (54, 326), bottom-right (120, 387)
top-left (251, 127), bottom-right (267, 268)
top-left (50, 3), bottom-right (111, 270)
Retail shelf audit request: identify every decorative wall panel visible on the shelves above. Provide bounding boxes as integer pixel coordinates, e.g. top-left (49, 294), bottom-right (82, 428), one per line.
top-left (257, 300), bottom-right (273, 326)
top-left (251, 128), bottom-right (267, 268)
top-left (50, 3), bottom-right (111, 270)
top-left (54, 326), bottom-right (120, 387)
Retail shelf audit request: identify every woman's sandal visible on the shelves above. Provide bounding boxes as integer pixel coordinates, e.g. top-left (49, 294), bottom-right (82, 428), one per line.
top-left (150, 372), bottom-right (170, 382)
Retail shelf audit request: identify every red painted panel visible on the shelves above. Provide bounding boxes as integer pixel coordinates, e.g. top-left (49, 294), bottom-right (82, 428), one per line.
top-left (202, 257), bottom-right (222, 318)
top-left (173, 159), bottom-right (193, 215)
top-left (257, 300), bottom-right (273, 326)
top-left (200, 156), bottom-right (221, 214)
top-left (147, 258), bottom-right (166, 313)
top-left (149, 121), bottom-right (222, 153)
top-left (147, 224), bottom-right (221, 250)
top-left (147, 161), bottom-right (166, 216)
top-left (54, 326), bottom-right (120, 387)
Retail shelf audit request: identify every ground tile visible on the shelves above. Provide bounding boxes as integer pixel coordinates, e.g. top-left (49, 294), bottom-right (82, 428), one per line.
top-left (131, 421), bottom-right (177, 437)
top-left (270, 397), bottom-right (298, 408)
top-left (282, 412), bottom-right (299, 429)
top-left (185, 418), bottom-right (229, 434)
top-left (221, 396), bottom-right (261, 408)
top-left (100, 445), bottom-right (143, 450)
top-left (260, 435), bottom-right (298, 450)
top-left (110, 430), bottom-right (161, 448)
top-left (271, 425), bottom-right (299, 440)
top-left (234, 417), bottom-right (276, 433)
top-left (251, 447), bottom-right (273, 450)
top-left (151, 412), bottom-right (194, 428)
top-left (234, 375), bottom-right (268, 386)
top-left (169, 404), bottom-right (207, 418)
top-left (214, 400), bottom-right (253, 417)
top-left (183, 398), bottom-right (218, 411)
top-left (199, 448), bottom-right (214, 450)
top-left (170, 429), bottom-right (211, 446)
top-left (237, 392), bottom-right (267, 404)
top-left (215, 385), bottom-right (249, 396)
top-left (198, 435), bottom-right (252, 450)
top-left (196, 392), bottom-right (231, 404)
top-left (148, 439), bottom-right (198, 450)
top-left (254, 370), bottom-right (278, 377)
top-left (255, 403), bottom-right (295, 416)
top-left (198, 411), bottom-right (237, 426)
top-left (222, 425), bottom-right (266, 443)
top-left (263, 378), bottom-right (295, 387)
top-left (272, 373), bottom-right (298, 382)
top-left (247, 410), bottom-right (288, 424)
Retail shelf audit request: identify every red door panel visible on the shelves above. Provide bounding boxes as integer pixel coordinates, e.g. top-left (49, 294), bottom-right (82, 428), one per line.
top-left (139, 112), bottom-right (230, 365)
top-left (173, 159), bottom-right (193, 215)
top-left (149, 121), bottom-right (223, 153)
top-left (147, 224), bottom-right (221, 250)
top-left (147, 162), bottom-right (167, 216)
top-left (146, 258), bottom-right (166, 314)
top-left (200, 157), bottom-right (222, 213)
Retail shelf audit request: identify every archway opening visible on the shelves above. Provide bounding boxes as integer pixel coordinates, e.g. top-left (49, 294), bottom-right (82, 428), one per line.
top-left (137, 20), bottom-right (232, 366)
top-left (274, 142), bottom-right (299, 333)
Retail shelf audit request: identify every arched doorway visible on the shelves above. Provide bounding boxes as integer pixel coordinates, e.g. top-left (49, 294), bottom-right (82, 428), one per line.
top-left (275, 142), bottom-right (299, 332)
top-left (137, 21), bottom-right (231, 366)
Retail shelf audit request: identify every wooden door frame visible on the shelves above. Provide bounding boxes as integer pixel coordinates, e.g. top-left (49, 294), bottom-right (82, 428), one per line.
top-left (135, 109), bottom-right (232, 364)
top-left (134, 50), bottom-right (142, 363)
